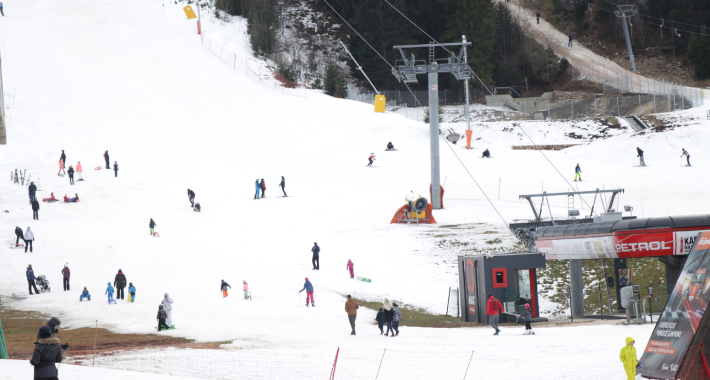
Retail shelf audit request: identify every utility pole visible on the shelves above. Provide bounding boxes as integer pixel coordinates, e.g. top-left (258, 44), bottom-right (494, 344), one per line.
top-left (197, 1), bottom-right (202, 35)
top-left (615, 5), bottom-right (637, 72)
top-left (392, 37), bottom-right (473, 209)
top-left (462, 35), bottom-right (471, 149)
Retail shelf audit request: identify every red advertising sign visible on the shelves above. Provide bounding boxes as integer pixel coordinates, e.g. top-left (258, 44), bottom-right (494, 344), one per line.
top-left (464, 258), bottom-right (477, 316)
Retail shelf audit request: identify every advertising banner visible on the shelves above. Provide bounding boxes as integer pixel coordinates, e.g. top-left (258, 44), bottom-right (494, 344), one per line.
top-left (640, 232), bottom-right (710, 378)
top-left (463, 258), bottom-right (478, 321)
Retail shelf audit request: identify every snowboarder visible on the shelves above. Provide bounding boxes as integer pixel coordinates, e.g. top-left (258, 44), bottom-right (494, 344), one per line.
top-left (61, 264), bottom-right (70, 291)
top-left (620, 337), bottom-right (638, 380)
top-left (128, 282), bottom-right (136, 302)
top-left (243, 280), bottom-right (250, 299)
top-left (486, 295), bottom-right (504, 335)
top-left (383, 299), bottom-right (394, 336)
top-left (254, 179), bottom-right (261, 199)
top-left (15, 226), bottom-right (24, 246)
top-left (568, 32), bottom-right (573, 47)
top-left (346, 259), bottom-right (354, 278)
top-left (105, 282), bottom-right (116, 304)
top-left (80, 287), bottom-right (91, 301)
top-left (299, 278), bottom-right (315, 307)
top-left (149, 218), bottom-right (157, 235)
top-left (367, 153), bottom-right (376, 167)
top-left (681, 148), bottom-right (690, 166)
top-left (24, 227), bottom-right (35, 253)
top-left (536, 12), bottom-right (540, 24)
top-left (574, 163), bottom-right (582, 181)
top-left (221, 280), bottom-right (231, 298)
top-left (29, 181), bottom-right (37, 203)
top-left (27, 264), bottom-right (40, 294)
top-left (104, 150), bottom-right (110, 169)
top-left (636, 147), bottom-right (646, 166)
top-left (345, 295), bottom-right (359, 335)
top-left (114, 269), bottom-right (127, 300)
top-left (113, 161), bottom-right (118, 177)
top-left (157, 305), bottom-right (170, 331)
top-left (30, 326), bottom-right (63, 379)
top-left (187, 189), bottom-right (195, 207)
top-left (375, 307), bottom-right (385, 334)
top-left (194, 202), bottom-right (201, 212)
top-left (386, 142), bottom-right (395, 151)
top-left (311, 242), bottom-right (320, 270)
top-left (60, 150), bottom-right (66, 166)
top-left (260, 179), bottom-right (266, 198)
top-left (521, 303), bottom-right (534, 335)
top-left (67, 165), bottom-right (75, 185)
top-left (482, 149), bottom-right (491, 158)
top-left (162, 293), bottom-right (174, 326)
top-left (57, 160), bottom-right (65, 176)
top-left (32, 198), bottom-right (40, 220)
top-left (76, 161), bottom-right (83, 180)
top-left (280, 176), bottom-right (287, 197)
top-left (392, 302), bottom-right (402, 336)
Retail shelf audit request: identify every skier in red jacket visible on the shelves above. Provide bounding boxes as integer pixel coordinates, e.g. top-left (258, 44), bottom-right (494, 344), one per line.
top-left (486, 295), bottom-right (504, 335)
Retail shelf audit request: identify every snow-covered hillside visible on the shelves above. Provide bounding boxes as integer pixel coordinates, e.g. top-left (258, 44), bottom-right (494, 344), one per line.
top-left (1, 0), bottom-right (709, 375)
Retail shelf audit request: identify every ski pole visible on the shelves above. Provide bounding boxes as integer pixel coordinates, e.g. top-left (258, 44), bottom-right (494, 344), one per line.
top-left (297, 292), bottom-right (301, 308)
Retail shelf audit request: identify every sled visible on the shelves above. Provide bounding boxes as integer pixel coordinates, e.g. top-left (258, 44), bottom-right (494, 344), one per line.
top-left (155, 325), bottom-right (176, 330)
top-left (9, 243), bottom-right (24, 249)
top-left (153, 232), bottom-right (160, 237)
top-left (357, 277), bottom-right (371, 283)
top-left (127, 293), bottom-right (132, 302)
top-left (384, 149), bottom-right (398, 151)
top-left (94, 166), bottom-right (102, 170)
top-left (43, 199), bottom-right (58, 203)
top-left (365, 166), bottom-right (379, 168)
top-left (11, 293), bottom-right (27, 300)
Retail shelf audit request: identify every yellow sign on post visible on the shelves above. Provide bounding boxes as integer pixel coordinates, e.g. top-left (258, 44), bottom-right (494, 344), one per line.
top-left (374, 94), bottom-right (386, 113)
top-left (183, 6), bottom-right (197, 19)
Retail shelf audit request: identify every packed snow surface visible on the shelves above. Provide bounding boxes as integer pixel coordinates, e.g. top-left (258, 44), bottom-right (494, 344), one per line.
top-left (0, 0), bottom-right (709, 376)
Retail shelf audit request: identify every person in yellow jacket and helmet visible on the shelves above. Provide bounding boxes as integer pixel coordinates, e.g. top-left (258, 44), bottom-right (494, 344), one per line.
top-left (620, 337), bottom-right (639, 379)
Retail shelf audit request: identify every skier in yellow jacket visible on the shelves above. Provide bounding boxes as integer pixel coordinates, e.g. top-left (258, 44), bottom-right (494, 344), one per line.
top-left (620, 337), bottom-right (639, 379)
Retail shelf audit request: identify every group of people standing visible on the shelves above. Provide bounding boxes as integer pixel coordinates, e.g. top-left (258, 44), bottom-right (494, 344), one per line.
top-left (254, 176), bottom-right (287, 199)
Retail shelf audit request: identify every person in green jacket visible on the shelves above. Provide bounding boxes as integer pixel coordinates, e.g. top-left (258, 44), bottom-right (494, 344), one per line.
top-left (620, 337), bottom-right (638, 380)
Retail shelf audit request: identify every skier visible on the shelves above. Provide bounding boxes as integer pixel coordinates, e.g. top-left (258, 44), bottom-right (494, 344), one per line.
top-left (486, 295), bottom-right (504, 335)
top-left (386, 142), bottom-right (395, 151)
top-left (67, 165), bottom-right (75, 185)
top-left (80, 287), bottom-right (91, 301)
top-left (311, 242), bottom-right (320, 270)
top-left (29, 181), bottom-right (37, 203)
top-left (30, 326), bottom-right (63, 379)
top-left (574, 163), bottom-right (582, 181)
top-left (76, 161), bottom-right (83, 181)
top-left (299, 277), bottom-right (315, 307)
top-left (620, 337), bottom-right (638, 380)
top-left (194, 202), bottom-right (201, 212)
top-left (57, 160), bottom-right (65, 176)
top-left (636, 147), bottom-right (646, 166)
top-left (104, 150), bottom-right (110, 169)
top-left (383, 299), bottom-right (395, 336)
top-left (157, 305), bottom-right (170, 331)
top-left (568, 32), bottom-right (573, 47)
top-left (260, 178), bottom-right (266, 198)
top-left (536, 12), bottom-right (540, 24)
top-left (346, 259), bottom-right (354, 279)
top-left (482, 149), bottom-right (491, 158)
top-left (61, 264), bottom-right (70, 291)
top-left (105, 282), bottom-right (116, 304)
top-left (128, 282), bottom-right (136, 302)
top-left (280, 176), bottom-right (287, 197)
top-left (113, 161), bottom-right (118, 177)
top-left (221, 280), bottom-right (231, 298)
top-left (27, 264), bottom-right (40, 294)
top-left (345, 295), bottom-right (359, 335)
top-left (15, 226), bottom-right (24, 247)
top-left (24, 227), bottom-right (35, 253)
top-left (0, 2), bottom-right (4, 16)
top-left (149, 218), bottom-right (157, 236)
top-left (114, 269), bottom-right (127, 300)
top-left (243, 280), bottom-right (250, 299)
top-left (367, 153), bottom-right (376, 167)
top-left (392, 302), bottom-right (402, 336)
top-left (521, 303), bottom-right (534, 335)
top-left (681, 148), bottom-right (690, 166)
top-left (187, 189), bottom-right (195, 207)
top-left (32, 198), bottom-right (40, 220)
top-left (60, 150), bottom-right (66, 166)
top-left (162, 293), bottom-right (174, 326)
top-left (375, 307), bottom-right (385, 334)
top-left (254, 179), bottom-right (261, 199)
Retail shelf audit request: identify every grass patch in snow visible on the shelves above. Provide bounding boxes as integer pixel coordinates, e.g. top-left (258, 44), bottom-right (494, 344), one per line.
top-left (352, 299), bottom-right (462, 328)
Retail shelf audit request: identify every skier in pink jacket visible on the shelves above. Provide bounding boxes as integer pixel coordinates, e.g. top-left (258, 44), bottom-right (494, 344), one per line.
top-left (346, 259), bottom-right (354, 279)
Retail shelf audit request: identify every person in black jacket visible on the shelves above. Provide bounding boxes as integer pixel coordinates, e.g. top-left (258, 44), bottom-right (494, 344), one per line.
top-left (113, 161), bottom-right (118, 177)
top-left (311, 242), bottom-right (320, 270)
top-left (637, 147), bottom-right (646, 166)
top-left (15, 226), bottom-right (24, 246)
top-left (187, 189), bottom-right (195, 207)
top-left (36, 317), bottom-right (62, 340)
top-left (59, 150), bottom-right (66, 166)
top-left (32, 198), bottom-right (40, 220)
top-left (29, 181), bottom-right (37, 202)
top-left (114, 269), bottom-right (127, 299)
top-left (536, 12), bottom-right (540, 24)
top-left (280, 176), bottom-right (287, 197)
top-left (67, 166), bottom-right (75, 185)
top-left (104, 150), bottom-right (110, 169)
top-left (30, 326), bottom-right (63, 379)
top-left (150, 218), bottom-right (157, 235)
top-left (383, 299), bottom-right (395, 336)
top-left (375, 307), bottom-right (385, 334)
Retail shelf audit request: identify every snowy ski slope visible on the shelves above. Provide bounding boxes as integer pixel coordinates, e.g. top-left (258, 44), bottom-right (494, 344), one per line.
top-left (0, 0), bottom-right (709, 370)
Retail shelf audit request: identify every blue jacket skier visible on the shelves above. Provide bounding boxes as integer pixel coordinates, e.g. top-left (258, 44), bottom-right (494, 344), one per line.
top-left (254, 179), bottom-right (261, 199)
top-left (105, 283), bottom-right (116, 304)
top-left (299, 278), bottom-right (315, 307)
top-left (280, 176), bottom-right (287, 197)
top-left (80, 287), bottom-right (91, 301)
top-left (128, 282), bottom-right (136, 302)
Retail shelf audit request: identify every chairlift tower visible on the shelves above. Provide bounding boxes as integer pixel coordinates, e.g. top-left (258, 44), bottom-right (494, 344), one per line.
top-left (392, 37), bottom-right (473, 209)
top-left (615, 5), bottom-right (637, 73)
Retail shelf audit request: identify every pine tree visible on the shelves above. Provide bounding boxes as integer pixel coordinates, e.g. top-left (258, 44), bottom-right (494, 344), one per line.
top-left (324, 62), bottom-right (347, 98)
top-left (687, 29), bottom-right (710, 79)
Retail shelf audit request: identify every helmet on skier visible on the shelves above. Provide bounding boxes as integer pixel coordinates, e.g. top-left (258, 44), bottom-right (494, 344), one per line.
top-left (305, 277), bottom-right (309, 281)
top-left (524, 303), bottom-right (530, 309)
